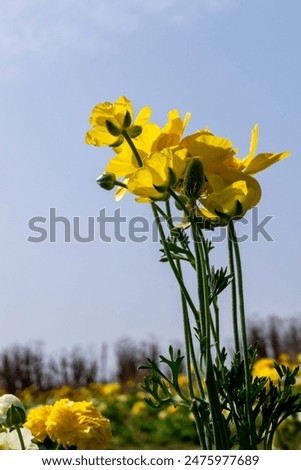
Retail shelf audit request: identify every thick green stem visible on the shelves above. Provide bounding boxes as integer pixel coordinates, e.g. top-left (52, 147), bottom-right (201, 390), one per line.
top-left (228, 220), bottom-right (257, 449)
top-left (192, 223), bottom-right (230, 449)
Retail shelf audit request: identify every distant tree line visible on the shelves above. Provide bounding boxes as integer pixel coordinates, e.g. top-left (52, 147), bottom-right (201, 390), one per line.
top-left (0, 339), bottom-right (159, 393)
top-left (0, 315), bottom-right (300, 393)
top-left (248, 314), bottom-right (301, 360)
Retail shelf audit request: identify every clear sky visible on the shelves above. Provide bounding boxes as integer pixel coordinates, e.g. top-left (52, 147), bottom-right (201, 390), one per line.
top-left (1, 0), bottom-right (301, 368)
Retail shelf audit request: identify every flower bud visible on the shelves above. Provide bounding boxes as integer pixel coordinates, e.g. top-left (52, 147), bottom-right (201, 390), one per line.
top-left (0, 394), bottom-right (26, 426)
top-left (5, 404), bottom-right (26, 428)
top-left (96, 172), bottom-right (116, 191)
top-left (183, 158), bottom-right (204, 200)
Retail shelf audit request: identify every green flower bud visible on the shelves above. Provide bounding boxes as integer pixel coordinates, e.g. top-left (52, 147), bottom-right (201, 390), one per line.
top-left (0, 394), bottom-right (26, 425)
top-left (5, 404), bottom-right (26, 428)
top-left (96, 172), bottom-right (116, 191)
top-left (183, 158), bottom-right (205, 200)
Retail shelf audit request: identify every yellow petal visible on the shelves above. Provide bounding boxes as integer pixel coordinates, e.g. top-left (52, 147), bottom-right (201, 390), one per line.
top-left (181, 131), bottom-right (236, 171)
top-left (201, 170), bottom-right (261, 218)
top-left (85, 129), bottom-right (118, 147)
top-left (106, 150), bottom-right (139, 178)
top-left (115, 183), bottom-right (128, 201)
top-left (244, 151), bottom-right (290, 175)
top-left (134, 106), bottom-right (152, 126)
top-left (242, 124), bottom-right (259, 168)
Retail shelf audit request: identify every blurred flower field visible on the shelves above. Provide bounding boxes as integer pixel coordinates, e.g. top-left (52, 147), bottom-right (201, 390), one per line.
top-left (1, 355), bottom-right (301, 450)
top-left (1, 316), bottom-right (301, 450)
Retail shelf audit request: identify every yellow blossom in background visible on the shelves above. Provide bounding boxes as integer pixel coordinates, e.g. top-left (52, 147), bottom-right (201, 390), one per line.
top-left (131, 400), bottom-right (147, 415)
top-left (177, 374), bottom-right (189, 388)
top-left (100, 382), bottom-right (121, 396)
top-left (252, 358), bottom-right (280, 383)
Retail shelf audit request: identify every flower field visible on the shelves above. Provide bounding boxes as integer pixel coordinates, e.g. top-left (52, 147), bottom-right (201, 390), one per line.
top-left (1, 353), bottom-right (301, 450)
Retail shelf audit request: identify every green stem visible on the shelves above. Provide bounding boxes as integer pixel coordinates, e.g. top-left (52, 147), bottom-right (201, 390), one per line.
top-left (122, 130), bottom-right (143, 167)
top-left (192, 223), bottom-right (230, 449)
top-left (15, 425), bottom-right (26, 450)
top-left (227, 229), bottom-right (240, 353)
top-left (228, 220), bottom-right (257, 449)
top-left (191, 400), bottom-right (209, 450)
top-left (115, 180), bottom-right (128, 189)
top-left (151, 203), bottom-right (200, 322)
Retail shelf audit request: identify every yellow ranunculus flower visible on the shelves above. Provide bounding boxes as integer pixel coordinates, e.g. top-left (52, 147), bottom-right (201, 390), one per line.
top-left (198, 169), bottom-right (261, 220)
top-left (180, 125), bottom-right (288, 220)
top-left (106, 109), bottom-right (190, 198)
top-left (86, 96), bottom-right (152, 148)
top-left (127, 147), bottom-right (188, 202)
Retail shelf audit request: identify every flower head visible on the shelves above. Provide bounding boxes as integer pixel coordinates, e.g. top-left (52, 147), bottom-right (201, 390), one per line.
top-left (0, 394), bottom-right (25, 425)
top-left (127, 147), bottom-right (188, 202)
top-left (25, 399), bottom-right (112, 450)
top-left (47, 399), bottom-right (111, 450)
top-left (86, 96), bottom-right (151, 148)
top-left (105, 109), bottom-right (190, 199)
top-left (24, 405), bottom-right (53, 442)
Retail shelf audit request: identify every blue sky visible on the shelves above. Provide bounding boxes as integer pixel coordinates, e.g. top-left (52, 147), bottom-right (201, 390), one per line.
top-left (1, 0), bottom-right (301, 367)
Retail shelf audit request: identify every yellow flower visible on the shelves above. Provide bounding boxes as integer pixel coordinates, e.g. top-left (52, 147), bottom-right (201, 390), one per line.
top-left (106, 109), bottom-right (190, 199)
top-left (26, 399), bottom-right (112, 450)
top-left (181, 125), bottom-right (288, 220)
top-left (100, 382), bottom-right (121, 396)
top-left (131, 400), bottom-right (147, 415)
top-left (45, 399), bottom-right (112, 450)
top-left (252, 358), bottom-right (280, 383)
top-left (127, 147), bottom-right (188, 201)
top-left (86, 96), bottom-right (151, 148)
top-left (24, 404), bottom-right (53, 442)
top-left (199, 169), bottom-right (261, 220)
